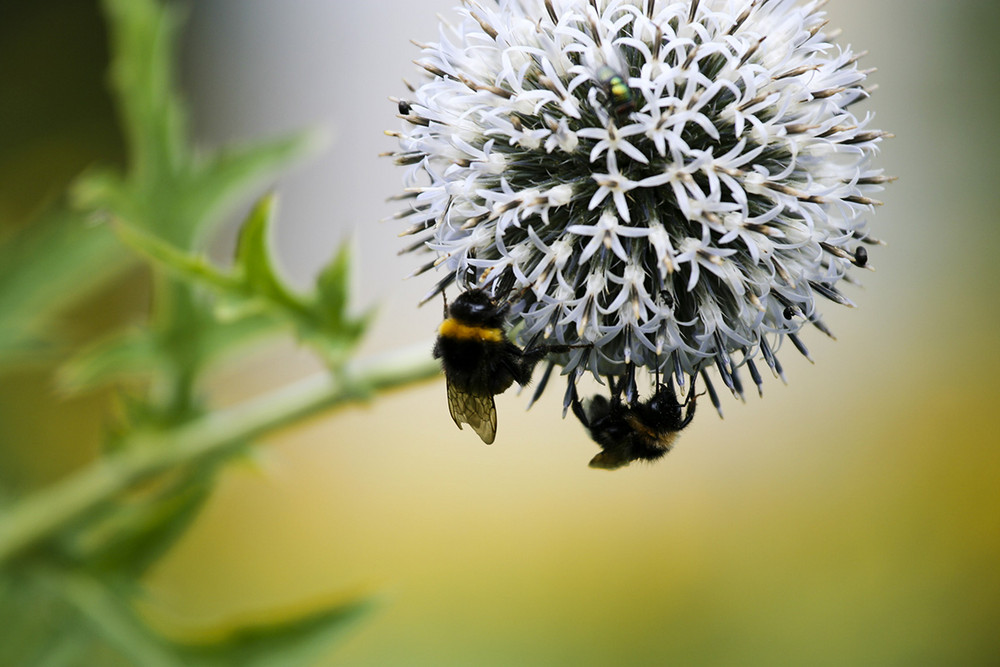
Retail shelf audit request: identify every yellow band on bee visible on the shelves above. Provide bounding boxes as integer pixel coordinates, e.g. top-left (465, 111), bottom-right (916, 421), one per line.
top-left (439, 318), bottom-right (504, 343)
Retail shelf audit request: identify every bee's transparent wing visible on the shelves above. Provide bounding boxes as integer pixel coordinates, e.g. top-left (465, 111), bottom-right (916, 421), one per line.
top-left (588, 450), bottom-right (630, 470)
top-left (446, 379), bottom-right (497, 444)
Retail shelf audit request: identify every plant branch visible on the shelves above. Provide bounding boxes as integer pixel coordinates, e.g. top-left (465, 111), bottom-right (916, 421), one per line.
top-left (0, 342), bottom-right (440, 566)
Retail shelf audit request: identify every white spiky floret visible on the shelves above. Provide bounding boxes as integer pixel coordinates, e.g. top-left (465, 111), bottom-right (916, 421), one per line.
top-left (390, 0), bottom-right (889, 410)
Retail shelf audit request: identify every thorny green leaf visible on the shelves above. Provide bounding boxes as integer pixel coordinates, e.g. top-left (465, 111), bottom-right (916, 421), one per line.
top-left (171, 597), bottom-right (375, 667)
top-left (315, 242), bottom-right (353, 329)
top-left (234, 194), bottom-right (297, 306)
top-left (313, 241), bottom-right (376, 363)
top-left (49, 570), bottom-right (372, 667)
top-left (99, 0), bottom-right (186, 194)
top-left (113, 197), bottom-right (373, 369)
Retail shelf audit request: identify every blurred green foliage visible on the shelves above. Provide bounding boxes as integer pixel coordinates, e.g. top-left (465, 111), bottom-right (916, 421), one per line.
top-left (0, 0), bottom-right (434, 663)
top-left (0, 0), bottom-right (122, 227)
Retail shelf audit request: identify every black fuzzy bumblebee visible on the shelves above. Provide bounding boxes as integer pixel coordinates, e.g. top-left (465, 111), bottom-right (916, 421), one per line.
top-left (434, 288), bottom-right (573, 444)
top-left (571, 378), bottom-right (697, 470)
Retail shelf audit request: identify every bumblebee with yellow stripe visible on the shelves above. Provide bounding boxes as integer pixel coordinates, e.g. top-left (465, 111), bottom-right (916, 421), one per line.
top-left (434, 288), bottom-right (571, 444)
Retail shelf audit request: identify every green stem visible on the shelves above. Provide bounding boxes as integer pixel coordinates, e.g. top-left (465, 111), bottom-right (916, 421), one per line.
top-left (0, 342), bottom-right (440, 566)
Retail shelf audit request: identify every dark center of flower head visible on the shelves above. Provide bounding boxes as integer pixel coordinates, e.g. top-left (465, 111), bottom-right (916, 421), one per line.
top-left (391, 0), bottom-right (889, 409)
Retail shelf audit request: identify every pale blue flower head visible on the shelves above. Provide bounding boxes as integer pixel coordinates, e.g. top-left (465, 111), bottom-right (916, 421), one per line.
top-left (391, 0), bottom-right (889, 409)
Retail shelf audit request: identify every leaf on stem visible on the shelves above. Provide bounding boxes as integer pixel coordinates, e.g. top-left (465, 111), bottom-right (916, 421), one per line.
top-left (53, 567), bottom-right (374, 667)
top-left (310, 240), bottom-right (376, 365)
top-left (109, 196), bottom-right (374, 370)
top-left (169, 596), bottom-right (376, 667)
top-left (234, 194), bottom-right (296, 305)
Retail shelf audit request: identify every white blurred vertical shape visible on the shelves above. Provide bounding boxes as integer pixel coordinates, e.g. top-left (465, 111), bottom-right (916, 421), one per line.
top-left (179, 0), bottom-right (455, 352)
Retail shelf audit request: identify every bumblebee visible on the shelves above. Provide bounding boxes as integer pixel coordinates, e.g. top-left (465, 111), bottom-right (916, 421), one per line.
top-left (596, 65), bottom-right (635, 116)
top-left (571, 378), bottom-right (697, 470)
top-left (433, 288), bottom-right (571, 444)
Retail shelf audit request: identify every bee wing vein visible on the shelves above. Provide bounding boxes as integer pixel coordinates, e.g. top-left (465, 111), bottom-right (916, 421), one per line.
top-left (446, 379), bottom-right (498, 444)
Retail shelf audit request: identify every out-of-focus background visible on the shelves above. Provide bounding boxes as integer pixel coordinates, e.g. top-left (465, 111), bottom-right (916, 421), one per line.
top-left (2, 0), bottom-right (999, 664)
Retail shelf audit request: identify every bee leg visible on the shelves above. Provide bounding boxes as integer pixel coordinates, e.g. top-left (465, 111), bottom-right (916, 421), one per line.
top-left (678, 379), bottom-right (699, 428)
top-left (518, 345), bottom-right (549, 371)
top-left (521, 341), bottom-right (590, 360)
top-left (567, 380), bottom-right (590, 428)
top-left (518, 341), bottom-right (590, 383)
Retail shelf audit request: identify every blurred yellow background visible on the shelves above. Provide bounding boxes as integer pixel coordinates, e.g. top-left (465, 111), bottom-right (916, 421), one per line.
top-left (2, 0), bottom-right (999, 664)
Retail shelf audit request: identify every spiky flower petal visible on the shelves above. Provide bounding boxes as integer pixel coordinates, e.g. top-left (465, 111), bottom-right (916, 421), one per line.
top-left (390, 0), bottom-right (888, 408)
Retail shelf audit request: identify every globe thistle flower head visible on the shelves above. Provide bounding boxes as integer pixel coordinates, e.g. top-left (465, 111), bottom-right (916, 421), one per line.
top-left (390, 0), bottom-right (889, 411)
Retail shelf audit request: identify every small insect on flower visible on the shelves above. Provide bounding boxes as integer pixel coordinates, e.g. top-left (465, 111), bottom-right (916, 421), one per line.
top-left (572, 376), bottom-right (697, 470)
top-left (434, 288), bottom-right (577, 444)
top-left (596, 65), bottom-right (635, 116)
